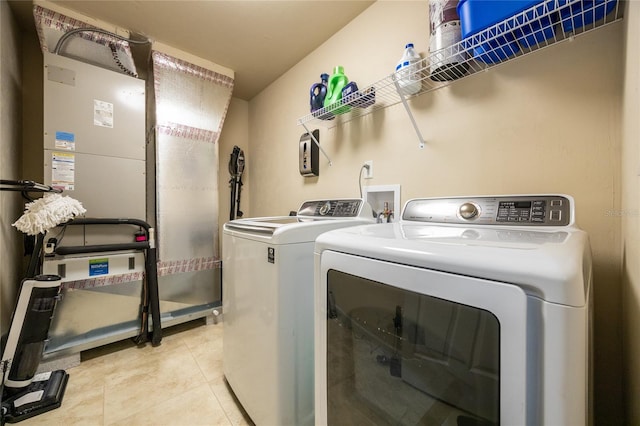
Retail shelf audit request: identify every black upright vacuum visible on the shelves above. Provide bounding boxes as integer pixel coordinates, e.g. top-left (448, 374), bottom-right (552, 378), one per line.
top-left (1, 275), bottom-right (69, 424)
top-left (228, 146), bottom-right (245, 221)
top-left (0, 180), bottom-right (69, 424)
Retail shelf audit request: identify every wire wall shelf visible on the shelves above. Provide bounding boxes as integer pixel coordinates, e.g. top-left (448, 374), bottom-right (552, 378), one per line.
top-left (297, 0), bottom-right (623, 154)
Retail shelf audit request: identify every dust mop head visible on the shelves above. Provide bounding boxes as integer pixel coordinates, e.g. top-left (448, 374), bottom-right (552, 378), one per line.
top-left (12, 193), bottom-right (86, 235)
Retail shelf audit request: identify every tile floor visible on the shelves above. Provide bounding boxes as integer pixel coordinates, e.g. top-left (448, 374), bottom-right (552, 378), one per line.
top-left (21, 319), bottom-right (254, 426)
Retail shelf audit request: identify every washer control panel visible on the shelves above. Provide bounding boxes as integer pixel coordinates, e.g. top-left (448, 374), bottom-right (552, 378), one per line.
top-left (403, 195), bottom-right (572, 226)
top-left (297, 199), bottom-right (366, 218)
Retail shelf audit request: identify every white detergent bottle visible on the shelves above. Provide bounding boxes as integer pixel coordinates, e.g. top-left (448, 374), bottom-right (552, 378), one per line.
top-left (395, 43), bottom-right (423, 96)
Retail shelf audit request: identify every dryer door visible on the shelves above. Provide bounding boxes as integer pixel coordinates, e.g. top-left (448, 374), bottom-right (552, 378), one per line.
top-left (315, 251), bottom-right (529, 426)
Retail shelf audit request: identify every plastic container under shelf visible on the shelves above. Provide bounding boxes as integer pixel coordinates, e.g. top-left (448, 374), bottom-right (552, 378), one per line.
top-left (513, 2), bottom-right (557, 48)
top-left (463, 22), bottom-right (520, 64)
top-left (458, 0), bottom-right (542, 35)
top-left (558, 0), bottom-right (617, 32)
top-left (458, 0), bottom-right (558, 63)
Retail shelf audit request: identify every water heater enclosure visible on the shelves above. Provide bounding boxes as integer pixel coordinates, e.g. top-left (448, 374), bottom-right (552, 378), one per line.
top-left (299, 130), bottom-right (319, 177)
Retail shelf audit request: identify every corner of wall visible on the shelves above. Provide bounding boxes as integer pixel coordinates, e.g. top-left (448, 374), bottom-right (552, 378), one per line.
top-left (0, 0), bottom-right (25, 335)
top-left (620, 0), bottom-right (640, 423)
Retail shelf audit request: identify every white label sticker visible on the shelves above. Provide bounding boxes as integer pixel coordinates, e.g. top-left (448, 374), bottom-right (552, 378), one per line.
top-left (51, 151), bottom-right (75, 191)
top-left (94, 99), bottom-right (114, 128)
top-left (14, 390), bottom-right (44, 408)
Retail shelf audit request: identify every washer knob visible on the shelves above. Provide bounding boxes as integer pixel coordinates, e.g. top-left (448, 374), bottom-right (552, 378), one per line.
top-left (319, 201), bottom-right (331, 216)
top-left (459, 202), bottom-right (479, 220)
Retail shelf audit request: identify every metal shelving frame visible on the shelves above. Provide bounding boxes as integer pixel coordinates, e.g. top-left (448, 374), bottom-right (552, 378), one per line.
top-left (298, 0), bottom-right (623, 161)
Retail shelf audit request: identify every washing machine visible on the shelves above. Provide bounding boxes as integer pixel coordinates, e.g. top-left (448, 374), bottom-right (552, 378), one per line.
top-left (222, 199), bottom-right (374, 426)
top-left (314, 195), bottom-right (592, 426)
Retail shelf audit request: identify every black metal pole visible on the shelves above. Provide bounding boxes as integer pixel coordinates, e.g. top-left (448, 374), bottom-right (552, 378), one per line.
top-left (235, 177), bottom-right (243, 218)
top-left (229, 177), bottom-right (237, 221)
top-left (25, 234), bottom-right (44, 278)
top-left (147, 244), bottom-right (162, 346)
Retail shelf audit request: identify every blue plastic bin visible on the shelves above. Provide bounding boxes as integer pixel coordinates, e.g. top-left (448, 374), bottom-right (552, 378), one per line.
top-left (457, 0), bottom-right (542, 38)
top-left (513, 2), bottom-right (557, 48)
top-left (558, 0), bottom-right (617, 32)
top-left (467, 28), bottom-right (520, 64)
top-left (457, 0), bottom-right (560, 62)
top-left (458, 0), bottom-right (544, 63)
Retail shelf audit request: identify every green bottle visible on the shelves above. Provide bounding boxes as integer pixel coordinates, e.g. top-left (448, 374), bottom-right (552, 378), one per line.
top-left (323, 66), bottom-right (351, 115)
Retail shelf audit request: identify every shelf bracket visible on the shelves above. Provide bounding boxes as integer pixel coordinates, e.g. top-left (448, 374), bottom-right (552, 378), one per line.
top-left (300, 121), bottom-right (332, 166)
top-left (392, 75), bottom-right (426, 149)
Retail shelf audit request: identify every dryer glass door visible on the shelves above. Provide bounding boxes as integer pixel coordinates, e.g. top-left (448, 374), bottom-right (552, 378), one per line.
top-left (328, 270), bottom-right (499, 424)
top-left (318, 251), bottom-right (529, 426)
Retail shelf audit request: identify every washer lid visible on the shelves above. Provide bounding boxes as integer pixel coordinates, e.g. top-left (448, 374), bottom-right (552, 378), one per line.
top-left (315, 222), bottom-right (591, 307)
top-left (223, 199), bottom-right (375, 243)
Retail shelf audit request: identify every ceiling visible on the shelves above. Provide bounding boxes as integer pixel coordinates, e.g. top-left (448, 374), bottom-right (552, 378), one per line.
top-left (8, 0), bottom-right (374, 100)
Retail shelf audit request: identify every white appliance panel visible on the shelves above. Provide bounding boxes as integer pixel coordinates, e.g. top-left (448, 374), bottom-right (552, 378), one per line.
top-left (43, 52), bottom-right (146, 246)
top-left (222, 199), bottom-right (374, 426)
top-left (314, 195), bottom-right (592, 426)
top-left (223, 234), bottom-right (314, 425)
top-left (315, 250), bottom-right (529, 425)
top-left (43, 52), bottom-right (145, 160)
top-left (315, 223), bottom-right (589, 306)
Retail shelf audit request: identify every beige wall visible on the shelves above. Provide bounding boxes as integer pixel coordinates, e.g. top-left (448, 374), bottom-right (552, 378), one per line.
top-left (621, 1), bottom-right (640, 423)
top-left (248, 1), bottom-right (624, 422)
top-left (0, 0), bottom-right (24, 334)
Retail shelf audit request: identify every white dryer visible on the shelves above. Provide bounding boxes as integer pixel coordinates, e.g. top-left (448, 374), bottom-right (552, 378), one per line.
top-left (222, 199), bottom-right (374, 426)
top-left (314, 195), bottom-right (592, 426)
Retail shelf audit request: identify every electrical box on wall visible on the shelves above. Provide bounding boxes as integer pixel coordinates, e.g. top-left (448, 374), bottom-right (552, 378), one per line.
top-left (299, 130), bottom-right (319, 177)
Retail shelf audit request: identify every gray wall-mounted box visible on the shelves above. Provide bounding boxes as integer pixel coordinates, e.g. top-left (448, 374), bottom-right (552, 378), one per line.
top-left (299, 129), bottom-right (319, 177)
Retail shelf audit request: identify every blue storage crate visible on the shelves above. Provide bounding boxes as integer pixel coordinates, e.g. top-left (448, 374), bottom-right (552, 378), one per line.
top-left (457, 0), bottom-right (542, 38)
top-left (465, 24), bottom-right (520, 64)
top-left (558, 0), bottom-right (617, 32)
top-left (457, 0), bottom-right (558, 63)
top-left (513, 2), bottom-right (557, 48)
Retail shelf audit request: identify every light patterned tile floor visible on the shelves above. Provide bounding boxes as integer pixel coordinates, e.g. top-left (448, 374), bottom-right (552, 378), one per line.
top-left (21, 320), bottom-right (254, 426)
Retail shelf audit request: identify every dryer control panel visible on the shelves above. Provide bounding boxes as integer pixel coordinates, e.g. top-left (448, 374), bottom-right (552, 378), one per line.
top-left (402, 195), bottom-right (572, 226)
